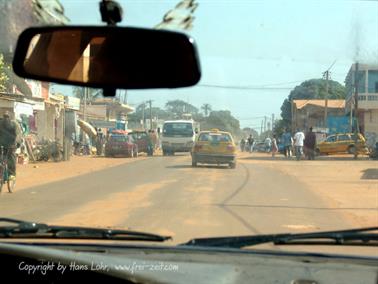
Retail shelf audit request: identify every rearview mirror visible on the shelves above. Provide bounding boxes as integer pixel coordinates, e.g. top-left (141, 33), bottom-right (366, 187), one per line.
top-left (13, 26), bottom-right (201, 90)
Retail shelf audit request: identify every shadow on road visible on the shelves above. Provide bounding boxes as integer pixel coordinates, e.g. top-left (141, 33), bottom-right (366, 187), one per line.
top-left (239, 155), bottom-right (291, 161)
top-left (215, 203), bottom-right (378, 211)
top-left (162, 154), bottom-right (189, 157)
top-left (166, 164), bottom-right (230, 170)
top-left (361, 168), bottom-right (378, 180)
top-left (239, 155), bottom-right (371, 161)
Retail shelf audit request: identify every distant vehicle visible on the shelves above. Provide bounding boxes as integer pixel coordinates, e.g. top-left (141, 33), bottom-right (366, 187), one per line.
top-left (161, 120), bottom-right (199, 155)
top-left (253, 141), bottom-right (268, 152)
top-left (316, 133), bottom-right (369, 155)
top-left (104, 134), bottom-right (138, 158)
top-left (191, 129), bottom-right (237, 168)
top-left (128, 130), bottom-right (154, 156)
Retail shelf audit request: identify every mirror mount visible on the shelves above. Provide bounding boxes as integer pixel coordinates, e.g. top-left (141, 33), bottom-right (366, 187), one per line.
top-left (99, 0), bottom-right (123, 26)
top-left (103, 87), bottom-right (116, 97)
top-left (100, 0), bottom-right (122, 96)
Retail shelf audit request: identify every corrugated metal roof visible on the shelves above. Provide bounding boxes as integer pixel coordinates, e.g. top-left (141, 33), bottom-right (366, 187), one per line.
top-left (294, 99), bottom-right (345, 109)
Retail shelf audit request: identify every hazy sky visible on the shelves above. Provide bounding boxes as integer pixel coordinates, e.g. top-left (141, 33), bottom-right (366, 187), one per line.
top-left (58, 0), bottom-right (378, 128)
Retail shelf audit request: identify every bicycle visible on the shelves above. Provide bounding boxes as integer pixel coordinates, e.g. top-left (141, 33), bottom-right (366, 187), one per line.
top-left (0, 146), bottom-right (16, 193)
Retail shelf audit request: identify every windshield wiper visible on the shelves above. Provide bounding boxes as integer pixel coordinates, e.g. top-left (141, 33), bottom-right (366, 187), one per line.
top-left (0, 218), bottom-right (171, 242)
top-left (182, 227), bottom-right (378, 248)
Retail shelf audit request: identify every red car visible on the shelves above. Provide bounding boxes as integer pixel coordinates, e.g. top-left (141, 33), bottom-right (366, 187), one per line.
top-left (128, 131), bottom-right (154, 156)
top-left (104, 134), bottom-right (138, 157)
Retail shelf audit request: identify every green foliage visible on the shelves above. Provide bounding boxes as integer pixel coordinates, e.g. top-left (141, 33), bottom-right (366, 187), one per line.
top-left (129, 100), bottom-right (241, 136)
top-left (0, 53), bottom-right (9, 92)
top-left (272, 119), bottom-right (289, 137)
top-left (201, 103), bottom-right (212, 117)
top-left (241, 127), bottom-right (259, 139)
top-left (165, 100), bottom-right (199, 118)
top-left (200, 110), bottom-right (241, 137)
top-left (128, 106), bottom-right (172, 124)
top-left (280, 78), bottom-right (346, 127)
top-left (72, 87), bottom-right (100, 102)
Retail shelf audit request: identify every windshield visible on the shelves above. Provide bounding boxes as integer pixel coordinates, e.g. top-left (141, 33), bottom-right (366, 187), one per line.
top-left (0, 0), bottom-right (377, 257)
top-left (199, 133), bottom-right (232, 142)
top-left (110, 135), bottom-right (129, 142)
top-left (163, 122), bottom-right (194, 137)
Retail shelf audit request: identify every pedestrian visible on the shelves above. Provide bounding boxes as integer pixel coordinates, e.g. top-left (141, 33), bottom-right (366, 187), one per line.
top-left (149, 129), bottom-right (158, 150)
top-left (247, 134), bottom-right (254, 153)
top-left (271, 135), bottom-right (278, 157)
top-left (304, 127), bottom-right (316, 160)
top-left (96, 128), bottom-right (105, 156)
top-left (240, 138), bottom-right (246, 152)
top-left (293, 128), bottom-right (305, 161)
top-left (281, 128), bottom-right (293, 158)
top-left (264, 136), bottom-right (272, 153)
top-left (0, 111), bottom-right (22, 180)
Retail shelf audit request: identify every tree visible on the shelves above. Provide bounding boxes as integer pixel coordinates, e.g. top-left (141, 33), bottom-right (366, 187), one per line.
top-left (165, 100), bottom-right (198, 118)
top-left (241, 127), bottom-right (259, 139)
top-left (128, 105), bottom-right (171, 126)
top-left (200, 110), bottom-right (241, 137)
top-left (201, 103), bottom-right (212, 117)
top-left (73, 87), bottom-right (101, 102)
top-left (0, 53), bottom-right (8, 92)
top-left (280, 78), bottom-right (346, 128)
top-left (272, 119), bottom-right (288, 138)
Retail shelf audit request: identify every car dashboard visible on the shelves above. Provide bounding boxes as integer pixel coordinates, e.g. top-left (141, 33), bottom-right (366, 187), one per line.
top-left (0, 242), bottom-right (377, 284)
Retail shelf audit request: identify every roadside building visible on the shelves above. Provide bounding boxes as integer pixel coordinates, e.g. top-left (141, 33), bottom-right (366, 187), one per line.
top-left (292, 99), bottom-right (346, 133)
top-left (345, 63), bottom-right (378, 147)
top-left (79, 98), bottom-right (134, 132)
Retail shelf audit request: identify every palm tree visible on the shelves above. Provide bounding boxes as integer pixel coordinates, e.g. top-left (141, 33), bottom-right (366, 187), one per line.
top-left (201, 103), bottom-right (212, 117)
top-left (73, 87), bottom-right (102, 103)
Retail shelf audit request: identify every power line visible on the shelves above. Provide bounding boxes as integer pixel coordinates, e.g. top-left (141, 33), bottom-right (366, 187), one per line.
top-left (237, 116), bottom-right (266, 120)
top-left (198, 84), bottom-right (293, 90)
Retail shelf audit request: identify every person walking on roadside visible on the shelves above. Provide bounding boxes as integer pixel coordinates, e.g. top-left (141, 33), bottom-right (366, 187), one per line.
top-left (0, 112), bottom-right (22, 180)
top-left (240, 138), bottom-right (246, 152)
top-left (247, 134), bottom-right (254, 153)
top-left (271, 135), bottom-right (278, 158)
top-left (293, 128), bottom-right (305, 161)
top-left (304, 127), bottom-right (316, 160)
top-left (281, 128), bottom-right (293, 158)
top-left (264, 136), bottom-right (272, 153)
top-left (96, 128), bottom-right (105, 156)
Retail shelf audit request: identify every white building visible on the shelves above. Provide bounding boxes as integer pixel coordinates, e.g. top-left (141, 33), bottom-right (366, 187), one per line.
top-left (345, 63), bottom-right (378, 146)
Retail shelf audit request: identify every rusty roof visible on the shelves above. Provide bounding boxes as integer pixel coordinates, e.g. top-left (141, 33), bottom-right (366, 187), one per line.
top-left (293, 99), bottom-right (345, 109)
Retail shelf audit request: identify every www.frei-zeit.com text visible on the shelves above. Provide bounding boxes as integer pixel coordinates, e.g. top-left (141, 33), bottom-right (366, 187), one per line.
top-left (18, 261), bottom-right (180, 275)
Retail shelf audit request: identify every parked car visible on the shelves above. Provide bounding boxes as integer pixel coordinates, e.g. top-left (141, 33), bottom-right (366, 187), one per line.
top-left (191, 129), bottom-right (237, 168)
top-left (104, 134), bottom-right (138, 158)
top-left (315, 133), bottom-right (369, 155)
top-left (128, 130), bottom-right (154, 156)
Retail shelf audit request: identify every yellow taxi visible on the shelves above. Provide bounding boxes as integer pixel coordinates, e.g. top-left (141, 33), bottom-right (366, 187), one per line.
top-left (315, 133), bottom-right (369, 155)
top-left (191, 129), bottom-right (237, 168)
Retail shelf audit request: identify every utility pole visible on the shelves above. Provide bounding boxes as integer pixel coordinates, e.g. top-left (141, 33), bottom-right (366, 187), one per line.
top-left (271, 113), bottom-right (275, 131)
top-left (323, 60), bottom-right (336, 131)
top-left (291, 99), bottom-right (295, 133)
top-left (260, 120), bottom-right (263, 137)
top-left (147, 100), bottom-right (153, 130)
top-left (142, 103), bottom-right (146, 130)
top-left (354, 62), bottom-right (359, 159)
top-left (264, 116), bottom-right (267, 133)
top-left (83, 87), bottom-right (87, 121)
top-left (323, 70), bottom-right (329, 128)
top-left (81, 87), bottom-right (88, 144)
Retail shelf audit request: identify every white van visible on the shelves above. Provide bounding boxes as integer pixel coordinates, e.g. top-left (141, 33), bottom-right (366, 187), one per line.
top-left (161, 120), bottom-right (199, 155)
